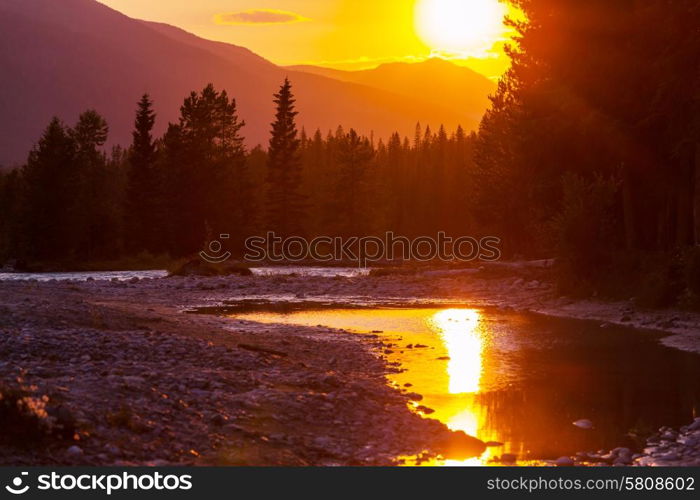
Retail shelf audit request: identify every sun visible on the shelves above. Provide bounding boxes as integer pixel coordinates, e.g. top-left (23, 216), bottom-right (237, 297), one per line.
top-left (415, 0), bottom-right (507, 54)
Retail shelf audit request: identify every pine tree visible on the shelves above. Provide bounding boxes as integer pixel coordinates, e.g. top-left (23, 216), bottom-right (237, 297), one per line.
top-left (19, 112), bottom-right (114, 262)
top-left (266, 78), bottom-right (305, 237)
top-left (213, 88), bottom-right (249, 243)
top-left (159, 123), bottom-right (186, 254)
top-left (165, 84), bottom-right (248, 255)
top-left (413, 122), bottom-right (422, 151)
top-left (70, 110), bottom-right (113, 260)
top-left (0, 169), bottom-right (21, 261)
top-left (21, 118), bottom-right (76, 260)
top-left (126, 94), bottom-right (159, 253)
top-left (330, 129), bottom-right (375, 236)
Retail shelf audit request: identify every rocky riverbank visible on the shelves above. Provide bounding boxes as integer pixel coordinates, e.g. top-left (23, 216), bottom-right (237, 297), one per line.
top-left (0, 275), bottom-right (485, 466)
top-left (548, 418), bottom-right (700, 467)
top-left (1, 266), bottom-right (699, 465)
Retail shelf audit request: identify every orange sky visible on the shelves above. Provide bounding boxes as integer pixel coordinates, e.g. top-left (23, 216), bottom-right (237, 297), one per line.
top-left (98, 0), bottom-right (519, 79)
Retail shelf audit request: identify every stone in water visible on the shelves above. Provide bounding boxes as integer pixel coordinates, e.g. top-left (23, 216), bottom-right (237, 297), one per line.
top-left (573, 419), bottom-right (594, 430)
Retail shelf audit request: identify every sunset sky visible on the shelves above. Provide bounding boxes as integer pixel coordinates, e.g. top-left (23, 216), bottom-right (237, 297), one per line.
top-left (98, 0), bottom-right (519, 79)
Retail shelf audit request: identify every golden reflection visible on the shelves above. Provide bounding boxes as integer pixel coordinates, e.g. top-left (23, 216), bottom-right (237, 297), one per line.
top-left (428, 309), bottom-right (483, 394)
top-left (424, 309), bottom-right (494, 465)
top-left (228, 307), bottom-right (503, 465)
top-left (448, 407), bottom-right (479, 437)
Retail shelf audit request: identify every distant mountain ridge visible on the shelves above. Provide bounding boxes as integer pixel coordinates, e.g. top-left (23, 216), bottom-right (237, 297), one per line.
top-left (287, 59), bottom-right (495, 128)
top-left (0, 0), bottom-right (494, 165)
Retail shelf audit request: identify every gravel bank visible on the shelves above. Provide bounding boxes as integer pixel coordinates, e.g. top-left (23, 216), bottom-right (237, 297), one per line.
top-left (0, 276), bottom-right (484, 465)
top-left (1, 266), bottom-right (699, 465)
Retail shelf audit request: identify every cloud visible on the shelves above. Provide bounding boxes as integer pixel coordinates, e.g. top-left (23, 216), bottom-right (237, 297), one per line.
top-left (213, 9), bottom-right (310, 26)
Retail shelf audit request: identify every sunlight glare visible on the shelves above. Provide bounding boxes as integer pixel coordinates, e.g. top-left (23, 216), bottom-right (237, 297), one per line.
top-left (427, 309), bottom-right (491, 465)
top-left (415, 0), bottom-right (507, 54)
top-left (428, 309), bottom-right (484, 394)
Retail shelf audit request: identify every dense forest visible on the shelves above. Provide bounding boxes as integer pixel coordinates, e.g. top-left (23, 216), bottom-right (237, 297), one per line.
top-left (0, 0), bottom-right (698, 305)
top-left (0, 80), bottom-right (478, 265)
top-left (474, 0), bottom-right (700, 302)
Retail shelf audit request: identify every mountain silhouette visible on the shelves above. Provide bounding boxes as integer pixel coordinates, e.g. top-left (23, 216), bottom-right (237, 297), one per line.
top-left (0, 0), bottom-right (493, 165)
top-left (288, 58), bottom-right (495, 129)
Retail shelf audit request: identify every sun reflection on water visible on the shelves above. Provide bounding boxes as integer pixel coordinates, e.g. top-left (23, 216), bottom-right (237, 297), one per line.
top-left (423, 309), bottom-right (493, 465)
top-left (226, 306), bottom-right (503, 466)
top-left (428, 309), bottom-right (483, 394)
top-left (221, 305), bottom-right (679, 467)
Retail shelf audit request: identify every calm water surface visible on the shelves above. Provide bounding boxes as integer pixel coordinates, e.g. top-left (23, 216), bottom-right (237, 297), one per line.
top-left (227, 307), bottom-right (700, 465)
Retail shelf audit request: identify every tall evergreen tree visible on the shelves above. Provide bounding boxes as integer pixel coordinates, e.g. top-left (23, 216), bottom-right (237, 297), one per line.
top-left (266, 78), bottom-right (305, 237)
top-left (126, 94), bottom-right (159, 253)
top-left (21, 118), bottom-right (76, 261)
top-left (70, 110), bottom-right (113, 260)
top-left (0, 169), bottom-right (22, 261)
top-left (329, 129), bottom-right (375, 236)
top-left (162, 84), bottom-right (248, 255)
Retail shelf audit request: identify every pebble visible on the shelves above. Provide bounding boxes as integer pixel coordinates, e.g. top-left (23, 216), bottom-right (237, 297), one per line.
top-left (555, 456), bottom-right (574, 467)
top-left (66, 445), bottom-right (83, 457)
top-left (104, 444), bottom-right (120, 456)
top-left (405, 392), bottom-right (423, 401)
top-left (573, 419), bottom-right (594, 430)
top-left (590, 420), bottom-right (700, 467)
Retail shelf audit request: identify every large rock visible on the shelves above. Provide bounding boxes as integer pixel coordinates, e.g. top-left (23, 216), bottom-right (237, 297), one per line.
top-left (169, 259), bottom-right (253, 277)
top-left (434, 430), bottom-right (486, 460)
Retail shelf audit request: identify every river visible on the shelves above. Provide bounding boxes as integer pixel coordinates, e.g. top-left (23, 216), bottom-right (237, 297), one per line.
top-left (223, 306), bottom-right (700, 465)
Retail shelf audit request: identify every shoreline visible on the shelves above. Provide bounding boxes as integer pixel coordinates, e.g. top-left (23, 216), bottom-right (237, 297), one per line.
top-left (1, 267), bottom-right (699, 465)
top-left (0, 275), bottom-right (483, 466)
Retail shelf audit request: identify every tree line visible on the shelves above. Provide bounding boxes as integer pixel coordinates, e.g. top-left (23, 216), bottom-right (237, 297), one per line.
top-left (1, 0), bottom-right (698, 306)
top-left (472, 0), bottom-right (700, 302)
top-left (0, 79), bottom-right (480, 266)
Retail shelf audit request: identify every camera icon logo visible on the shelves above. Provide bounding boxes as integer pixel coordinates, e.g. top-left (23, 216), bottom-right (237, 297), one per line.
top-left (5, 472), bottom-right (29, 495)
